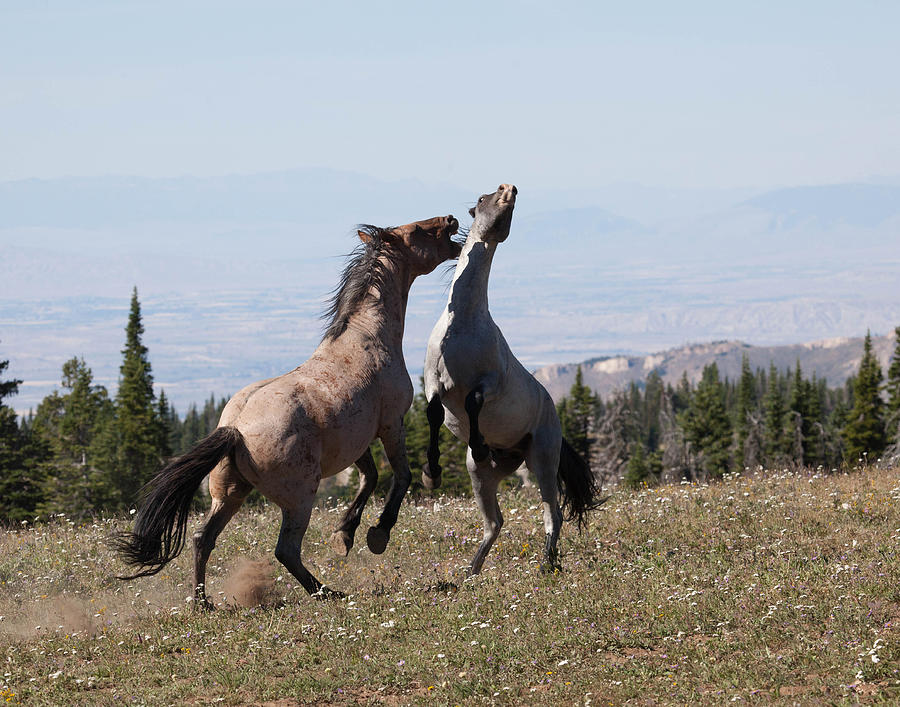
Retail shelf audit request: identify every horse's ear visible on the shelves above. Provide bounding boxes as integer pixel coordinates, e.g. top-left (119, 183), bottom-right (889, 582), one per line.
top-left (358, 227), bottom-right (399, 245)
top-left (468, 206), bottom-right (476, 218)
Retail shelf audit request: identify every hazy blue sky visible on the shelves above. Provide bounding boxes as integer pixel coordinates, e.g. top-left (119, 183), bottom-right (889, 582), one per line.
top-left (2, 1), bottom-right (898, 189)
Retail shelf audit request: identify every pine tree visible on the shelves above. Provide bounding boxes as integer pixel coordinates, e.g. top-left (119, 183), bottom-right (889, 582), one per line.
top-left (886, 325), bottom-right (900, 447)
top-left (843, 331), bottom-right (887, 464)
top-left (642, 371), bottom-right (664, 452)
top-left (101, 288), bottom-right (162, 508)
top-left (156, 390), bottom-right (174, 460)
top-left (0, 354), bottom-right (46, 521)
top-left (786, 362), bottom-right (810, 466)
top-left (763, 363), bottom-right (787, 466)
top-left (557, 366), bottom-right (597, 463)
top-left (680, 363), bottom-right (732, 479)
top-left (33, 357), bottom-right (117, 516)
top-left (623, 442), bottom-right (650, 488)
top-left (179, 403), bottom-right (204, 454)
top-left (736, 353), bottom-right (757, 466)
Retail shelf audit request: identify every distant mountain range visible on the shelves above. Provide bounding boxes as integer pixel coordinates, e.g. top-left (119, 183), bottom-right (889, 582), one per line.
top-left (1, 169), bottom-right (898, 414)
top-left (533, 334), bottom-right (897, 403)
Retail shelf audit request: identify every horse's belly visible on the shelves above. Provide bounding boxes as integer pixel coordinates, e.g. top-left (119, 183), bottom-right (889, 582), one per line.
top-left (442, 397), bottom-right (533, 451)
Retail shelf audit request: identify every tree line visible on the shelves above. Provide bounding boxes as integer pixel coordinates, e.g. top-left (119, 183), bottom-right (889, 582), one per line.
top-left (2, 289), bottom-right (899, 522)
top-left (0, 289), bottom-right (226, 522)
top-left (549, 329), bottom-right (900, 489)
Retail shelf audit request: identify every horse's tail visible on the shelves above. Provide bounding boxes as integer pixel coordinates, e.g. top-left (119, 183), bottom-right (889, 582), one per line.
top-left (111, 426), bottom-right (244, 580)
top-left (557, 437), bottom-right (603, 530)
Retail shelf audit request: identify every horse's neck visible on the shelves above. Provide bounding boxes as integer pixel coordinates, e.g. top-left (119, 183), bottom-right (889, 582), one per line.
top-left (448, 239), bottom-right (496, 319)
top-left (344, 258), bottom-right (410, 354)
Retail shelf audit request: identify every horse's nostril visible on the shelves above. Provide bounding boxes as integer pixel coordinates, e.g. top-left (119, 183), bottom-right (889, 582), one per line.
top-left (511, 185), bottom-right (518, 196)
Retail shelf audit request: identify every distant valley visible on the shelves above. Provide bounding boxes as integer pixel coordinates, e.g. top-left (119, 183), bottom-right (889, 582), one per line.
top-left (1, 169), bottom-right (898, 414)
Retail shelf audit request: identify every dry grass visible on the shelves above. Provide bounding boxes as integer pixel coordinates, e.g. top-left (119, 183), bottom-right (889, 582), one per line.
top-left (2, 466), bottom-right (900, 705)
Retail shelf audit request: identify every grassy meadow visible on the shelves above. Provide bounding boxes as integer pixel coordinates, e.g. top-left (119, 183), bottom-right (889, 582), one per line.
top-left (2, 466), bottom-right (900, 705)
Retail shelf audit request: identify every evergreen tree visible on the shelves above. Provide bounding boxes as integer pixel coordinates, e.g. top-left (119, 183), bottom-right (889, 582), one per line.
top-left (736, 353), bottom-right (757, 465)
top-left (623, 441), bottom-right (650, 488)
top-left (0, 354), bottom-right (46, 522)
top-left (786, 362), bottom-right (810, 466)
top-left (556, 366), bottom-right (597, 462)
top-left (642, 371), bottom-right (664, 452)
top-left (156, 390), bottom-right (174, 460)
top-left (763, 363), bottom-right (787, 465)
top-left (98, 288), bottom-right (162, 508)
top-left (179, 403), bottom-right (204, 454)
top-left (843, 331), bottom-right (887, 464)
top-left (680, 363), bottom-right (732, 479)
top-left (33, 357), bottom-right (116, 517)
top-left (886, 325), bottom-right (900, 446)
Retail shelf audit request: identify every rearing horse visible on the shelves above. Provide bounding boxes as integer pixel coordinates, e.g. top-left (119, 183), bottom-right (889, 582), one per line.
top-left (423, 185), bottom-right (600, 574)
top-left (115, 215), bottom-right (461, 601)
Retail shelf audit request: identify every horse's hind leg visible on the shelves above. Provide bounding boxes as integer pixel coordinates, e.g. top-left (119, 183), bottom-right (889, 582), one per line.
top-left (526, 430), bottom-right (564, 573)
top-left (276, 502), bottom-right (336, 597)
top-left (367, 420), bottom-right (411, 555)
top-left (329, 448), bottom-right (377, 557)
top-left (423, 395), bottom-right (444, 490)
top-left (193, 463), bottom-right (252, 608)
top-left (468, 450), bottom-right (522, 575)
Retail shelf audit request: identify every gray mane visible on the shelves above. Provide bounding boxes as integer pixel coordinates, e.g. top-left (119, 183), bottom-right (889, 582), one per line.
top-left (321, 225), bottom-right (393, 341)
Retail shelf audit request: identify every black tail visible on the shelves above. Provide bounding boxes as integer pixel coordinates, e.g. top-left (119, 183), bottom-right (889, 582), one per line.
top-left (557, 437), bottom-right (603, 530)
top-left (111, 426), bottom-right (244, 580)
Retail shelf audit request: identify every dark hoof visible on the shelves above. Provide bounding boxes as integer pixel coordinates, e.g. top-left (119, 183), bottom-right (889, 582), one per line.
top-left (193, 597), bottom-right (216, 612)
top-left (366, 526), bottom-right (389, 555)
top-left (540, 562), bottom-right (562, 575)
top-left (422, 463), bottom-right (442, 490)
top-left (329, 530), bottom-right (353, 557)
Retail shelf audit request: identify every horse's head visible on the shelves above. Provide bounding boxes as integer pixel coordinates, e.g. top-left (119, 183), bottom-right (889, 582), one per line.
top-left (358, 215), bottom-right (461, 275)
top-left (468, 184), bottom-right (517, 243)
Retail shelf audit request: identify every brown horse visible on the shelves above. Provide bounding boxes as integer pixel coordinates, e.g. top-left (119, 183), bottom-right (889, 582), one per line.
top-left (114, 215), bottom-right (461, 602)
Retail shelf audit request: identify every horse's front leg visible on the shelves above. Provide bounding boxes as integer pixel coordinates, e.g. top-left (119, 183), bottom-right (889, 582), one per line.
top-left (329, 448), bottom-right (378, 557)
top-left (423, 395), bottom-right (444, 490)
top-left (366, 419), bottom-right (411, 555)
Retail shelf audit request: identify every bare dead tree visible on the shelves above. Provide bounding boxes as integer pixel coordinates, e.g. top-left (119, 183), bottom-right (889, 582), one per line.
top-left (743, 411), bottom-right (764, 471)
top-left (591, 394), bottom-right (632, 488)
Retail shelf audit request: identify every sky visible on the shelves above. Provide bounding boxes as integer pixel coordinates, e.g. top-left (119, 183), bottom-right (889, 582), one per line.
top-left (2, 1), bottom-right (899, 190)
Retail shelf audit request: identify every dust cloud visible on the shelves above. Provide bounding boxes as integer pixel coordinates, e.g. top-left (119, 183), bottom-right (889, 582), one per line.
top-left (221, 559), bottom-right (280, 608)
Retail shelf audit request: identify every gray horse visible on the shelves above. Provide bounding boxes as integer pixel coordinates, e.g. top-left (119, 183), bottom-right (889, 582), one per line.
top-left (423, 185), bottom-right (600, 574)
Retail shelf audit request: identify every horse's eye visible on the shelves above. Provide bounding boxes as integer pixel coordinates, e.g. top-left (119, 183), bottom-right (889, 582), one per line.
top-left (478, 196), bottom-right (484, 204)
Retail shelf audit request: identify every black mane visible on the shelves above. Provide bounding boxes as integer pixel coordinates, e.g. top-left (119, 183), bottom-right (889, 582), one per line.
top-left (321, 225), bottom-right (393, 341)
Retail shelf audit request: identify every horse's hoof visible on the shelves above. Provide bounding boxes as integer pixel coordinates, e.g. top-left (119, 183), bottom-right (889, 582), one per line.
top-left (329, 530), bottom-right (353, 557)
top-left (315, 586), bottom-right (346, 601)
top-left (193, 597), bottom-right (216, 612)
top-left (539, 562), bottom-right (562, 575)
top-left (366, 526), bottom-right (389, 554)
top-left (422, 464), bottom-right (442, 490)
